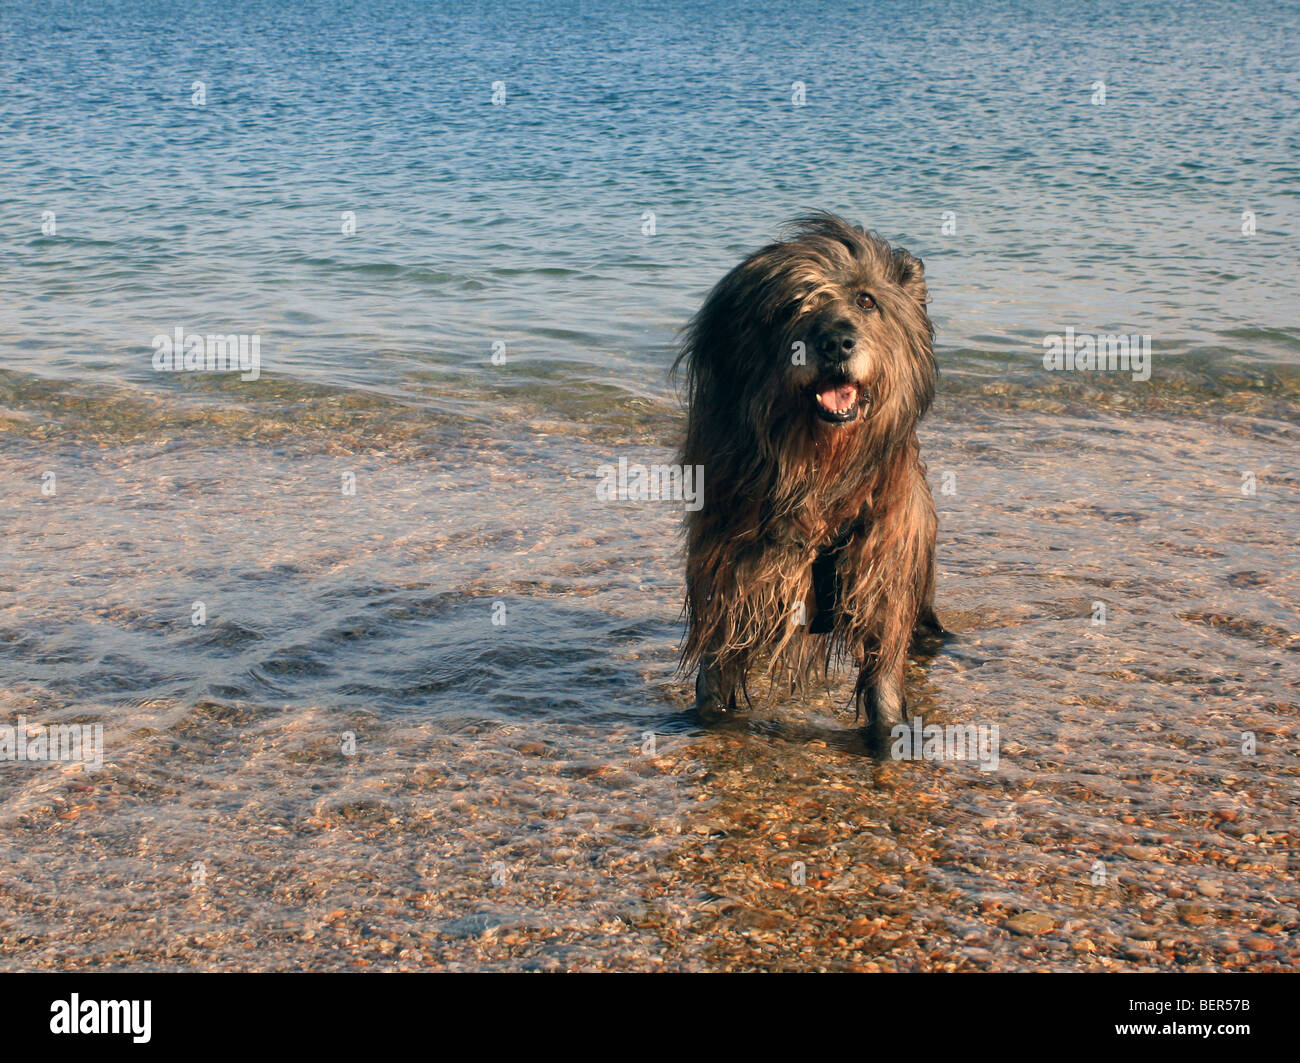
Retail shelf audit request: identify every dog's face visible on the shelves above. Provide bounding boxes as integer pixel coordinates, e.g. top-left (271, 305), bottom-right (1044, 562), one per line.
top-left (680, 213), bottom-right (935, 454)
top-left (784, 245), bottom-right (923, 429)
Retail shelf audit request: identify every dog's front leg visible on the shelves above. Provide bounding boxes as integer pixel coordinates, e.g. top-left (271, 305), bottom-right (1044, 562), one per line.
top-left (856, 658), bottom-right (905, 754)
top-left (694, 650), bottom-right (739, 722)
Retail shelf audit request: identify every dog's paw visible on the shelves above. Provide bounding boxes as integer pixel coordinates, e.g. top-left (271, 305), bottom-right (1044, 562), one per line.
top-left (910, 606), bottom-right (953, 654)
top-left (863, 714), bottom-right (899, 757)
top-left (693, 696), bottom-right (732, 724)
top-left (694, 664), bottom-right (738, 724)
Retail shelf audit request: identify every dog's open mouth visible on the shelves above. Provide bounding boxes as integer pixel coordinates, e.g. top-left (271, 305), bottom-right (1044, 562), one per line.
top-left (812, 379), bottom-right (865, 424)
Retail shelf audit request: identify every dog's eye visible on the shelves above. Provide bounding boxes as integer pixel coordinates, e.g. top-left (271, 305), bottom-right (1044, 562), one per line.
top-left (855, 292), bottom-right (876, 311)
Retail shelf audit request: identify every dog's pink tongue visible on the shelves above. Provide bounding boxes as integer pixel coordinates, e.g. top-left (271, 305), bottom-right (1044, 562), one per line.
top-left (818, 383), bottom-right (858, 412)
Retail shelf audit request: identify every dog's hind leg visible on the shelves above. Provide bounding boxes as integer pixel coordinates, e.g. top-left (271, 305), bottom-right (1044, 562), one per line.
top-left (912, 603), bottom-right (951, 653)
top-left (912, 483), bottom-right (947, 641)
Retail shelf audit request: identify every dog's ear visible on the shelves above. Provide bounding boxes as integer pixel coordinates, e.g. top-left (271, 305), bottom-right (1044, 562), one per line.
top-left (892, 247), bottom-right (928, 304)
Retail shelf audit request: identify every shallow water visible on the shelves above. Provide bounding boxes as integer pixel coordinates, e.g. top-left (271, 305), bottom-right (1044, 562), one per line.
top-left (0, 0), bottom-right (1298, 970)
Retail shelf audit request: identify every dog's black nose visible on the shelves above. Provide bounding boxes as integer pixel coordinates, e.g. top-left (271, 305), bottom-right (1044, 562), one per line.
top-left (813, 321), bottom-right (856, 362)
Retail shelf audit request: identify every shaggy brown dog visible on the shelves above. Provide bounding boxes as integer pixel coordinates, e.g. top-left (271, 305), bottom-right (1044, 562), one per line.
top-left (675, 212), bottom-right (943, 749)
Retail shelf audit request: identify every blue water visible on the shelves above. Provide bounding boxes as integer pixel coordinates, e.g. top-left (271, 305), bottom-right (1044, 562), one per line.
top-left (2, 0), bottom-right (1298, 404)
